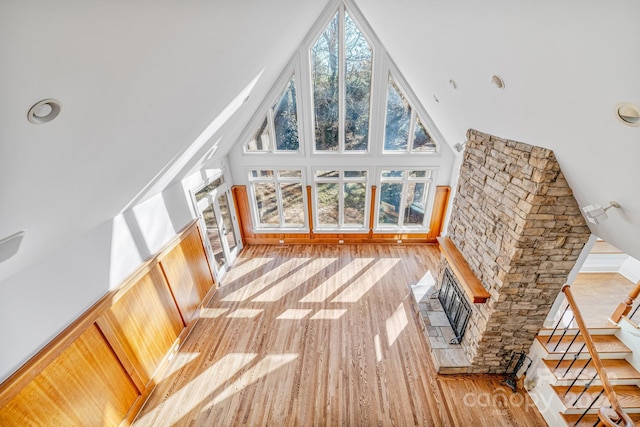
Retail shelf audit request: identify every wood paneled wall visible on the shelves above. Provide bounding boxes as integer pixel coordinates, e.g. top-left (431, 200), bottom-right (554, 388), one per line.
top-left (233, 185), bottom-right (450, 245)
top-left (0, 221), bottom-right (216, 427)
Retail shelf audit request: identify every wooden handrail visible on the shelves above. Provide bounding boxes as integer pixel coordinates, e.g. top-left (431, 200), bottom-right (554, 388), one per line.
top-left (562, 285), bottom-right (635, 427)
top-left (611, 280), bottom-right (640, 323)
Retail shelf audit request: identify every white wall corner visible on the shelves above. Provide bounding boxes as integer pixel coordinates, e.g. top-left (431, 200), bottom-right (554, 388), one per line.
top-left (619, 256), bottom-right (640, 283)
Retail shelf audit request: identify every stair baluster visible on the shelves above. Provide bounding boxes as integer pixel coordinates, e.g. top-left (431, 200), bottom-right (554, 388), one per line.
top-left (549, 303), bottom-right (571, 344)
top-left (563, 342), bottom-right (587, 378)
top-left (574, 389), bottom-right (605, 426)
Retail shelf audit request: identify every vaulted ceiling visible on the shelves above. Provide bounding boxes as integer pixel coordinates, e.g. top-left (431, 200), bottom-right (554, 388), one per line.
top-left (1, 0), bottom-right (639, 282)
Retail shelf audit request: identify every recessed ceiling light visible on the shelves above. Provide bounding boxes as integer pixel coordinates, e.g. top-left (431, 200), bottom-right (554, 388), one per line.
top-left (491, 75), bottom-right (505, 89)
top-left (27, 99), bottom-right (61, 124)
top-left (433, 94), bottom-right (440, 103)
top-left (449, 79), bottom-right (458, 90)
top-left (615, 102), bottom-right (640, 127)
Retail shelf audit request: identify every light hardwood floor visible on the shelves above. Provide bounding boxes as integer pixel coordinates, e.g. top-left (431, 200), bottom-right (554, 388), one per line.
top-left (572, 272), bottom-right (637, 328)
top-left (133, 244), bottom-right (546, 426)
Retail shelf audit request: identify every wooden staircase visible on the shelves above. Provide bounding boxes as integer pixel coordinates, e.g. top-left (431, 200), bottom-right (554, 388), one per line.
top-left (535, 326), bottom-right (640, 425)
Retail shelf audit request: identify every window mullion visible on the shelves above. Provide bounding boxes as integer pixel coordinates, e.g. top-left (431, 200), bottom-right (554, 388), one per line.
top-left (338, 5), bottom-right (346, 152)
top-left (338, 176), bottom-right (345, 227)
top-left (275, 177), bottom-right (285, 227)
top-left (267, 108), bottom-right (277, 153)
top-left (397, 176), bottom-right (409, 227)
top-left (407, 110), bottom-right (417, 153)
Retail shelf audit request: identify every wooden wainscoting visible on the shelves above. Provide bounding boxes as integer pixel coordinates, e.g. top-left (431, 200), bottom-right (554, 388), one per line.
top-left (232, 184), bottom-right (450, 245)
top-left (159, 228), bottom-right (217, 325)
top-left (0, 220), bottom-right (216, 427)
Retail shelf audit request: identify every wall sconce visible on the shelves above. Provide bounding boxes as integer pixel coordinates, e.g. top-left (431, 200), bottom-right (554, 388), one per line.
top-left (454, 142), bottom-right (467, 152)
top-left (0, 231), bottom-right (25, 263)
top-left (581, 201), bottom-right (621, 224)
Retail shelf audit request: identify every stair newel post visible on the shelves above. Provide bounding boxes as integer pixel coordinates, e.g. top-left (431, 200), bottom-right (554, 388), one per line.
top-left (611, 280), bottom-right (640, 323)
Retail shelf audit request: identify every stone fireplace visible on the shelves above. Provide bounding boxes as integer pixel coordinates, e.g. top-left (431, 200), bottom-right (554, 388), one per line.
top-left (429, 129), bottom-right (591, 374)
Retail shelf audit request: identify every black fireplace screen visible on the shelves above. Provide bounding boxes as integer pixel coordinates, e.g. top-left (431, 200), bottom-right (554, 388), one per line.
top-left (438, 268), bottom-right (472, 344)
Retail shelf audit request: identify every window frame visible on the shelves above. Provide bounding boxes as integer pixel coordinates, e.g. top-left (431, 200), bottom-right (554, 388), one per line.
top-left (374, 167), bottom-right (438, 232)
top-left (309, 3), bottom-right (376, 155)
top-left (381, 71), bottom-right (440, 156)
top-left (312, 168), bottom-right (370, 232)
top-left (243, 70), bottom-right (305, 156)
top-left (247, 168), bottom-right (308, 232)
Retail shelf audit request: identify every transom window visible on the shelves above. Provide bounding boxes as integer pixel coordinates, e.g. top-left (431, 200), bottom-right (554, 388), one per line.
top-left (377, 169), bottom-right (434, 229)
top-left (245, 75), bottom-right (299, 153)
top-left (384, 75), bottom-right (436, 153)
top-left (249, 169), bottom-right (305, 228)
top-left (312, 6), bottom-right (372, 152)
top-left (194, 176), bottom-right (224, 202)
top-left (314, 170), bottom-right (368, 229)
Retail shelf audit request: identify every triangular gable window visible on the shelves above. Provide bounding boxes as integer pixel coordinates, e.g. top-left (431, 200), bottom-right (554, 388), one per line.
top-left (384, 74), bottom-right (436, 153)
top-left (245, 74), bottom-right (299, 153)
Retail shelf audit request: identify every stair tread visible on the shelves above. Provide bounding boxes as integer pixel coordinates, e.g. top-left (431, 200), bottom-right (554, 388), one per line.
top-left (540, 323), bottom-right (620, 337)
top-left (544, 359), bottom-right (640, 381)
top-left (537, 334), bottom-right (631, 354)
top-left (562, 412), bottom-right (640, 427)
top-left (552, 384), bottom-right (640, 410)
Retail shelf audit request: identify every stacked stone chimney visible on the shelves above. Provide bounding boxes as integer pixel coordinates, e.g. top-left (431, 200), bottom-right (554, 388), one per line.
top-left (442, 129), bottom-right (591, 373)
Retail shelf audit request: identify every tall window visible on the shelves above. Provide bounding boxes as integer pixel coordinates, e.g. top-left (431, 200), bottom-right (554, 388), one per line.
top-left (314, 170), bottom-right (368, 229)
top-left (384, 74), bottom-right (436, 153)
top-left (312, 7), bottom-right (372, 152)
top-left (246, 75), bottom-right (300, 153)
top-left (377, 169), bottom-right (434, 229)
top-left (249, 169), bottom-right (305, 228)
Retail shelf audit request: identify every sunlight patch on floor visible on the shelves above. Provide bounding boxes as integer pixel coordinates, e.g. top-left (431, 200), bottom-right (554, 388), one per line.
top-left (298, 258), bottom-right (375, 303)
top-left (374, 334), bottom-right (383, 362)
top-left (223, 257), bottom-right (273, 283)
top-left (135, 353), bottom-right (257, 425)
top-left (160, 352), bottom-right (201, 379)
top-left (207, 354), bottom-right (298, 406)
top-left (331, 258), bottom-right (400, 303)
top-left (222, 258), bottom-right (310, 302)
top-left (411, 270), bottom-right (435, 303)
top-left (226, 309), bottom-right (264, 319)
top-left (277, 309), bottom-right (313, 320)
top-left (310, 309), bottom-right (347, 320)
top-left (252, 258), bottom-right (337, 302)
top-left (386, 302), bottom-right (409, 347)
top-left (199, 308), bottom-right (230, 318)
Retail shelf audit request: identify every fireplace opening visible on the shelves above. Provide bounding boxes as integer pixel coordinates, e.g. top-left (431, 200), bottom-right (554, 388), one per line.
top-left (438, 268), bottom-right (472, 344)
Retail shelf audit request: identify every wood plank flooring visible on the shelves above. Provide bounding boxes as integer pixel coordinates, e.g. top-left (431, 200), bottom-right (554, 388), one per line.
top-left (571, 273), bottom-right (637, 328)
top-left (133, 244), bottom-right (546, 426)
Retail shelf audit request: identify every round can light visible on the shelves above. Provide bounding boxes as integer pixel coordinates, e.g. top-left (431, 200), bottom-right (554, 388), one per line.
top-left (615, 102), bottom-right (640, 127)
top-left (28, 99), bottom-right (61, 124)
top-left (491, 75), bottom-right (505, 89)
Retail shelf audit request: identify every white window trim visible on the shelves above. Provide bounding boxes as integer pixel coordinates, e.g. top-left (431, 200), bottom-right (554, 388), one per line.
top-left (381, 69), bottom-right (440, 156)
top-left (309, 3), bottom-right (376, 155)
top-left (241, 64), bottom-right (306, 156)
top-left (374, 167), bottom-right (438, 233)
top-left (312, 168), bottom-right (370, 232)
top-left (247, 168), bottom-right (309, 232)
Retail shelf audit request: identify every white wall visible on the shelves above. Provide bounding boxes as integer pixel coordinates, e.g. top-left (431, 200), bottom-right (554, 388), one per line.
top-left (620, 256), bottom-right (640, 284)
top-left (0, 184), bottom-right (197, 383)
